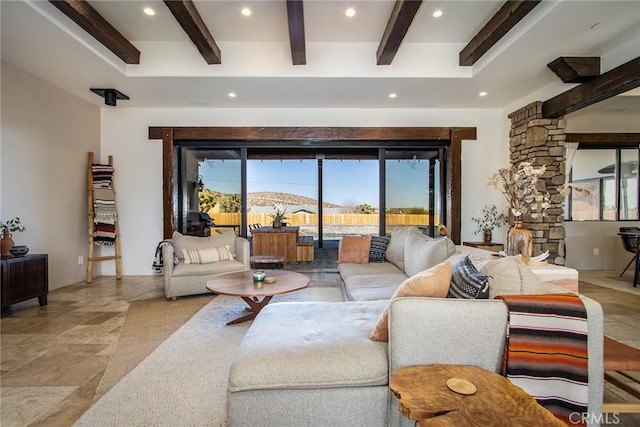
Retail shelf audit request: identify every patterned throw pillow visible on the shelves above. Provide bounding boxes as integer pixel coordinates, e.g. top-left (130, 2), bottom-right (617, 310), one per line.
top-left (182, 245), bottom-right (233, 264)
top-left (369, 235), bottom-right (390, 262)
top-left (447, 255), bottom-right (489, 299)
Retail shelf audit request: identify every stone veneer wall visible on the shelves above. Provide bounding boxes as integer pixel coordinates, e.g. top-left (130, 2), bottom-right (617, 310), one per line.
top-left (508, 101), bottom-right (566, 265)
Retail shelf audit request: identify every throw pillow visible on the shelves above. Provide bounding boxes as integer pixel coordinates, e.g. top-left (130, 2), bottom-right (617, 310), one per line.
top-left (370, 261), bottom-right (452, 342)
top-left (480, 257), bottom-right (549, 298)
top-left (182, 245), bottom-right (233, 264)
top-left (369, 235), bottom-right (390, 262)
top-left (403, 233), bottom-right (457, 277)
top-left (338, 235), bottom-right (372, 264)
top-left (447, 255), bottom-right (489, 299)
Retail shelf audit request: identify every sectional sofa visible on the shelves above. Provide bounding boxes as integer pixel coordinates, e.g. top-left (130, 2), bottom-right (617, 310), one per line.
top-left (227, 228), bottom-right (603, 427)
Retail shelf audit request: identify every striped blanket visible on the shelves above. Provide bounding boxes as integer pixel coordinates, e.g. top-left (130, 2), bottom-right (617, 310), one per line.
top-left (497, 293), bottom-right (589, 426)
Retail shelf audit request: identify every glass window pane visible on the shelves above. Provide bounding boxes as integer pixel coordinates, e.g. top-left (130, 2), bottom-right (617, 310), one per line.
top-left (570, 150), bottom-right (615, 221)
top-left (177, 148), bottom-right (241, 236)
top-left (619, 149), bottom-right (639, 220)
top-left (322, 160), bottom-right (379, 238)
top-left (247, 159), bottom-right (318, 237)
top-left (385, 152), bottom-right (431, 235)
top-left (199, 157), bottom-right (241, 233)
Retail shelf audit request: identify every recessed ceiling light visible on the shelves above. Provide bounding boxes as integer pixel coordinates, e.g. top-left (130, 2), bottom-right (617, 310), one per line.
top-left (479, 91), bottom-right (488, 97)
top-left (345, 8), bottom-right (356, 17)
top-left (432, 10), bottom-right (443, 18)
top-left (228, 92), bottom-right (237, 98)
top-left (143, 7), bottom-right (155, 16)
top-left (389, 93), bottom-right (397, 99)
top-left (241, 7), bottom-right (252, 16)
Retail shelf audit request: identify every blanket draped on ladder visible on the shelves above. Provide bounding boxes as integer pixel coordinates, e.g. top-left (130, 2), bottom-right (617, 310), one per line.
top-left (497, 293), bottom-right (589, 426)
top-left (92, 164), bottom-right (117, 246)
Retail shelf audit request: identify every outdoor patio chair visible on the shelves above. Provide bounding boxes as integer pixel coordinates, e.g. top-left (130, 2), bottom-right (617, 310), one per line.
top-left (619, 226), bottom-right (640, 276)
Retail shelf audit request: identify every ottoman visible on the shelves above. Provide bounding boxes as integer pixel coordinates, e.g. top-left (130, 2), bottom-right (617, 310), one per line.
top-left (227, 300), bottom-right (389, 427)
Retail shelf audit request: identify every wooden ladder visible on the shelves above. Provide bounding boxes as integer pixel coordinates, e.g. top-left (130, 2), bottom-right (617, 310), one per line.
top-left (87, 152), bottom-right (122, 283)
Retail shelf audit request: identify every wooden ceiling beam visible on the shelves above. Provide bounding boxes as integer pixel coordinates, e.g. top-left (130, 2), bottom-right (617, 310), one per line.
top-left (376, 0), bottom-right (423, 66)
top-left (459, 0), bottom-right (541, 66)
top-left (547, 57), bottom-right (600, 83)
top-left (163, 0), bottom-right (221, 64)
top-left (542, 57), bottom-right (640, 118)
top-left (286, 0), bottom-right (306, 65)
top-left (48, 0), bottom-right (140, 64)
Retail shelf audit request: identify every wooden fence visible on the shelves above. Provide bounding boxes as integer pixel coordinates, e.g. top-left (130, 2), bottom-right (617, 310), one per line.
top-left (211, 212), bottom-right (437, 227)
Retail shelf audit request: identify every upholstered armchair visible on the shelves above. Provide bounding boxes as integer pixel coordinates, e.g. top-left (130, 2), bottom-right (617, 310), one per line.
top-left (162, 231), bottom-right (250, 299)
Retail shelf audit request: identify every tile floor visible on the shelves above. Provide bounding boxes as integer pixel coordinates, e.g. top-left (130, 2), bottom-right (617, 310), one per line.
top-left (1, 270), bottom-right (639, 426)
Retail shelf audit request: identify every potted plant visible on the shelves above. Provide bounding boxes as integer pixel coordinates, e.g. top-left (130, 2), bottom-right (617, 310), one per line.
top-left (1, 217), bottom-right (26, 258)
top-left (268, 204), bottom-right (289, 228)
top-left (471, 205), bottom-right (507, 243)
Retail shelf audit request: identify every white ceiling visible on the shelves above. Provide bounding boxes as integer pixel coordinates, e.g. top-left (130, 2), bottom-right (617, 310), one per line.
top-left (1, 0), bottom-right (639, 112)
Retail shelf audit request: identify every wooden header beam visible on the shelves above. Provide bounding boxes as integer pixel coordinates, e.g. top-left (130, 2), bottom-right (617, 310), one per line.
top-left (148, 126), bottom-right (477, 142)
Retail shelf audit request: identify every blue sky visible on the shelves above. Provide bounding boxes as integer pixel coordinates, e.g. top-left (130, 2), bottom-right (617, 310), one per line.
top-left (200, 159), bottom-right (430, 208)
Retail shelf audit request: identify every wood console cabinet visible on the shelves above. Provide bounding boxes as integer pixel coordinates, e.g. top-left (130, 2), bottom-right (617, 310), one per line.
top-left (251, 226), bottom-right (299, 261)
top-left (1, 254), bottom-right (48, 309)
top-left (463, 241), bottom-right (504, 253)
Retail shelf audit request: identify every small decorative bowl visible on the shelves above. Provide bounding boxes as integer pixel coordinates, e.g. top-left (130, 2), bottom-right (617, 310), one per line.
top-left (10, 245), bottom-right (29, 257)
top-left (252, 270), bottom-right (266, 282)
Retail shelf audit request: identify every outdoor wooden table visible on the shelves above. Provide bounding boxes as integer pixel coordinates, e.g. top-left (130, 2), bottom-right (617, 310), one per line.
top-left (390, 364), bottom-right (565, 427)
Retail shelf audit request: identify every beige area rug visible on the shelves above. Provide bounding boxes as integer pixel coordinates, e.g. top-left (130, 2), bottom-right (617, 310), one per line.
top-left (93, 295), bottom-right (213, 402)
top-left (74, 286), bottom-right (344, 427)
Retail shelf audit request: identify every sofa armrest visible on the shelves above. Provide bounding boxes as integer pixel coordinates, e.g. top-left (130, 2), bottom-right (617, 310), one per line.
top-left (387, 295), bottom-right (604, 423)
top-left (161, 242), bottom-right (175, 276)
top-left (388, 297), bottom-right (508, 374)
top-left (235, 237), bottom-right (250, 270)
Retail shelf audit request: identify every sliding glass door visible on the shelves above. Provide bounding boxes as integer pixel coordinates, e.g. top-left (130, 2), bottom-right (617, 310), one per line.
top-left (175, 145), bottom-right (445, 243)
top-left (176, 148), bottom-right (241, 236)
top-left (385, 150), bottom-right (440, 236)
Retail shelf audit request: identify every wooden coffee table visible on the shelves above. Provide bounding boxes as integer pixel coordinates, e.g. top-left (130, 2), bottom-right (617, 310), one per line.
top-left (206, 270), bottom-right (309, 325)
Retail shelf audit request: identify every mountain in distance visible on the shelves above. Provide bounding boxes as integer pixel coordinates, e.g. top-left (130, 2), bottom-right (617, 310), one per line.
top-left (205, 189), bottom-right (342, 208)
top-left (248, 191), bottom-right (341, 208)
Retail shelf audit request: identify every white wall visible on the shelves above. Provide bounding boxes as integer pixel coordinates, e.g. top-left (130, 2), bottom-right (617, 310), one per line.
top-left (1, 61), bottom-right (101, 290)
top-left (100, 107), bottom-right (509, 275)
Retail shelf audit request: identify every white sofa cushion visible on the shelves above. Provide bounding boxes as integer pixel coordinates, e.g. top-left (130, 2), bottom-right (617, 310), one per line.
top-left (403, 233), bottom-right (456, 277)
top-left (338, 261), bottom-right (403, 280)
top-left (480, 256), bottom-right (550, 298)
top-left (229, 301), bottom-right (389, 392)
top-left (385, 227), bottom-right (418, 271)
top-left (344, 274), bottom-right (408, 301)
top-left (171, 259), bottom-right (245, 277)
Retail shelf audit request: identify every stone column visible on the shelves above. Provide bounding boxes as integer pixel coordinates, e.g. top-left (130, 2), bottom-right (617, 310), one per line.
top-left (508, 101), bottom-right (566, 265)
